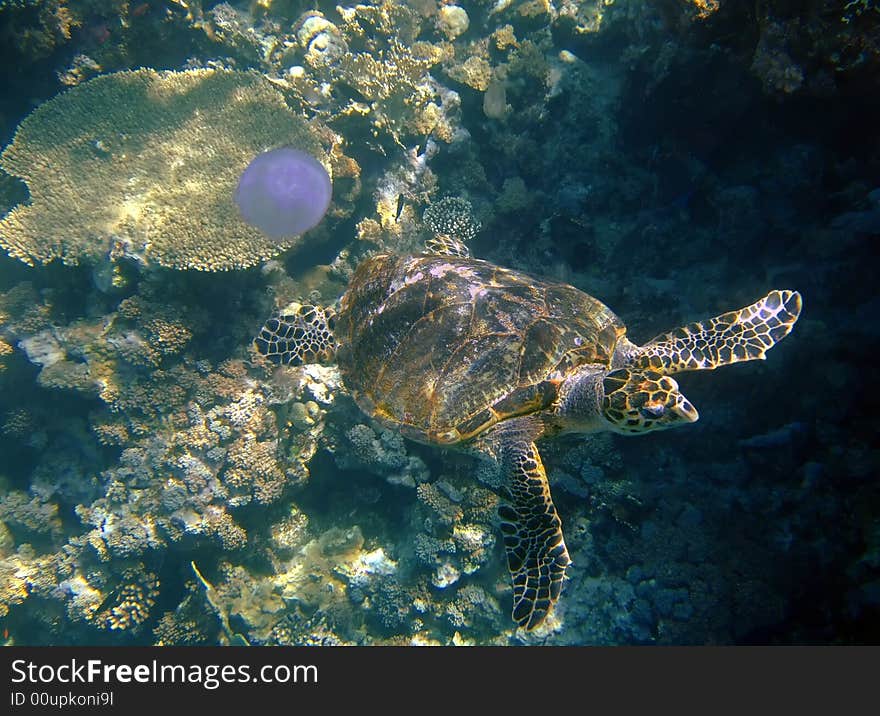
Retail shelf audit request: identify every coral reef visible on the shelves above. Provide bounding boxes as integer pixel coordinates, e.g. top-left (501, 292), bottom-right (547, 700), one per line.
top-left (0, 0), bottom-right (876, 647)
top-left (423, 196), bottom-right (481, 245)
top-left (0, 68), bottom-right (348, 271)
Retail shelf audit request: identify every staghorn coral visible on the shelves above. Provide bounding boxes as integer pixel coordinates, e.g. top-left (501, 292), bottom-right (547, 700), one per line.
top-left (269, 504), bottom-right (310, 557)
top-left (10, 289), bottom-right (207, 400)
top-left (0, 537), bottom-right (31, 618)
top-left (212, 526), bottom-right (366, 644)
top-left (208, 523), bottom-right (417, 643)
top-left (409, 472), bottom-right (503, 613)
top-left (224, 434), bottom-right (287, 506)
top-left (2, 408), bottom-right (33, 438)
top-left (444, 583), bottom-right (503, 629)
top-left (0, 68), bottom-right (336, 271)
top-left (0, 319), bottom-right (337, 638)
top-left (416, 481), bottom-right (464, 526)
top-left (153, 592), bottom-right (216, 646)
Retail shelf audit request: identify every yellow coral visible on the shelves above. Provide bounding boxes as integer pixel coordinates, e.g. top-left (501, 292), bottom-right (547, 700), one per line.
top-left (96, 570), bottom-right (160, 631)
top-left (0, 553), bottom-right (30, 618)
top-left (518, 0), bottom-right (552, 19)
top-left (0, 282), bottom-right (51, 334)
top-left (412, 101), bottom-right (455, 142)
top-left (91, 419), bottom-right (130, 447)
top-left (356, 217), bottom-right (384, 244)
top-left (202, 507), bottom-right (248, 550)
top-left (689, 0), bottom-right (721, 19)
top-left (142, 317), bottom-right (192, 356)
top-left (225, 435), bottom-right (286, 505)
top-left (0, 337), bottom-right (11, 371)
top-left (449, 55), bottom-right (493, 92)
top-left (0, 68), bottom-right (331, 271)
top-left (492, 25), bottom-right (518, 51)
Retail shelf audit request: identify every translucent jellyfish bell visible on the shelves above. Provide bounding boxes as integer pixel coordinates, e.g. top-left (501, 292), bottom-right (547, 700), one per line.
top-left (234, 147), bottom-right (332, 240)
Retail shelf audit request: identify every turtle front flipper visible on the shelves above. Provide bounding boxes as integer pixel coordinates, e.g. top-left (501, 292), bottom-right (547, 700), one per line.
top-left (635, 290), bottom-right (802, 374)
top-left (254, 302), bottom-right (337, 365)
top-left (476, 418), bottom-right (571, 630)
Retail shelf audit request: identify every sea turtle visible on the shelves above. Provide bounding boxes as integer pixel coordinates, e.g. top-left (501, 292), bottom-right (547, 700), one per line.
top-left (254, 234), bottom-right (801, 631)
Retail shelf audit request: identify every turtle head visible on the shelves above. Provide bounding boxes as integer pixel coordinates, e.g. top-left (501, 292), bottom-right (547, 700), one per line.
top-left (601, 368), bottom-right (698, 434)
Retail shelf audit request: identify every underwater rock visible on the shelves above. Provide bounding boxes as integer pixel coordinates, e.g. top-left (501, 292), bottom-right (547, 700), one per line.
top-left (831, 188), bottom-right (880, 235)
top-left (18, 330), bottom-right (65, 369)
top-left (483, 79), bottom-right (510, 119)
top-left (739, 422), bottom-right (807, 450)
top-left (295, 11), bottom-right (349, 69)
top-left (437, 5), bottom-right (470, 40)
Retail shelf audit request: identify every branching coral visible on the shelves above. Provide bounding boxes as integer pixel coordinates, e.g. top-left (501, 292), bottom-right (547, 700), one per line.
top-left (0, 68), bottom-right (335, 271)
top-left (0, 0), bottom-right (80, 59)
top-left (280, 2), bottom-right (459, 147)
top-left (95, 568), bottom-right (160, 631)
top-left (0, 490), bottom-right (63, 540)
top-left (338, 422), bottom-right (430, 487)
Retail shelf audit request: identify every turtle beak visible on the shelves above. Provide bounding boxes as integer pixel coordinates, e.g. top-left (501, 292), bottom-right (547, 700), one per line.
top-left (674, 397), bottom-right (699, 423)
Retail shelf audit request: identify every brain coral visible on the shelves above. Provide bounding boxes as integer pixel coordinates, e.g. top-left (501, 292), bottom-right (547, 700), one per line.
top-left (0, 68), bottom-right (331, 271)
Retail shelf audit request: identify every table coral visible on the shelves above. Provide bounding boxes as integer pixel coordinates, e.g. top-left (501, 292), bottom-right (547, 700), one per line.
top-left (0, 68), bottom-right (332, 271)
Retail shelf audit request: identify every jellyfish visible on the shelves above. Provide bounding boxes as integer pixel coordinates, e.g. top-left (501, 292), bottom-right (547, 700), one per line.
top-left (234, 147), bottom-right (332, 240)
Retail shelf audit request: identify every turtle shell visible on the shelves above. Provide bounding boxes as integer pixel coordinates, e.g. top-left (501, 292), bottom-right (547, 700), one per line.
top-left (335, 254), bottom-right (625, 445)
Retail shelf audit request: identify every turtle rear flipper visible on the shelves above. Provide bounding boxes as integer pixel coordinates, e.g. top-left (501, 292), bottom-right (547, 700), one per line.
top-left (635, 289), bottom-right (802, 374)
top-left (476, 418), bottom-right (571, 630)
top-left (254, 302), bottom-right (337, 365)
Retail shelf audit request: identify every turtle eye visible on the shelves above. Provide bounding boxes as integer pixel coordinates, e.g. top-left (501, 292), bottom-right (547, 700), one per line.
top-left (640, 403), bottom-right (665, 419)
